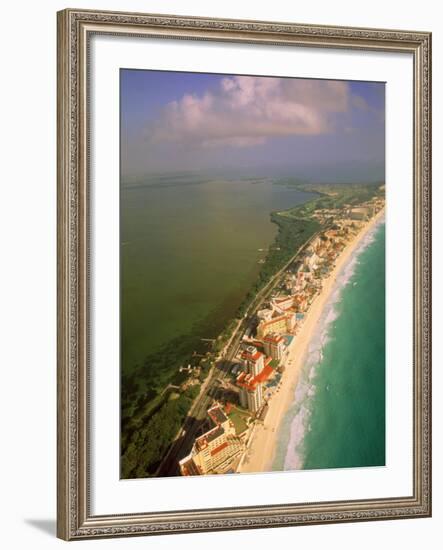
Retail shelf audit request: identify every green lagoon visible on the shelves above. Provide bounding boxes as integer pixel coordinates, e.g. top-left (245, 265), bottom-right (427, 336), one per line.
top-left (121, 176), bottom-right (316, 376)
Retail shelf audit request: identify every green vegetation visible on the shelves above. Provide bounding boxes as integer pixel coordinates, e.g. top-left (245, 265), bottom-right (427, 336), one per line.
top-left (237, 214), bottom-right (320, 316)
top-left (121, 302), bottom-right (241, 478)
top-left (122, 385), bottom-right (201, 478)
top-left (122, 334), bottom-right (200, 426)
top-left (121, 331), bottom-right (209, 477)
top-left (121, 180), bottom-right (385, 479)
top-left (228, 406), bottom-right (250, 435)
top-left (282, 182), bottom-right (384, 219)
top-left (184, 383), bottom-right (201, 401)
top-left (236, 182), bottom-right (384, 318)
top-left (213, 319), bottom-right (238, 352)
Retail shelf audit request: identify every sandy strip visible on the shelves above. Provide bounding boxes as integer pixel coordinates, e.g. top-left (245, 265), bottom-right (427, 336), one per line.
top-left (237, 208), bottom-right (385, 474)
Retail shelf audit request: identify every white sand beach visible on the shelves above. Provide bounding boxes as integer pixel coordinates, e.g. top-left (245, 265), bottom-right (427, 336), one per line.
top-left (238, 208), bottom-right (385, 474)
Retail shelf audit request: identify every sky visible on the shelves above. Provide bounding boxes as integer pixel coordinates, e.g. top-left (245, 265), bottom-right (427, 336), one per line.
top-left (121, 69), bottom-right (385, 183)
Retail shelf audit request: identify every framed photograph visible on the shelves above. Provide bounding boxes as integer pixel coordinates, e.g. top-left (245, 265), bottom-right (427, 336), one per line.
top-left (57, 8), bottom-right (432, 540)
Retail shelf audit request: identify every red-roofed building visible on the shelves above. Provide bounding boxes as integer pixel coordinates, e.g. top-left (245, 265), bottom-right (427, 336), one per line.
top-left (263, 332), bottom-right (285, 361)
top-left (179, 403), bottom-right (244, 476)
top-left (236, 349), bottom-right (275, 413)
top-left (257, 312), bottom-right (296, 338)
top-left (293, 294), bottom-right (308, 312)
top-left (241, 345), bottom-right (265, 376)
top-left (271, 295), bottom-right (294, 312)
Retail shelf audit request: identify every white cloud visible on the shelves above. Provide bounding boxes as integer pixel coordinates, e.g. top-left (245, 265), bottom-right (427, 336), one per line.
top-left (150, 76), bottom-right (352, 148)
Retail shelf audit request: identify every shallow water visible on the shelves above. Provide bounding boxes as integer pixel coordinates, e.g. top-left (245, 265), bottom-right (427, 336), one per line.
top-left (273, 221), bottom-right (386, 471)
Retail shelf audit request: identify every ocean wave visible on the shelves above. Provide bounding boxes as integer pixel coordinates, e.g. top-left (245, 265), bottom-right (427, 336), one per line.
top-left (280, 218), bottom-right (385, 471)
top-left (283, 402), bottom-right (311, 470)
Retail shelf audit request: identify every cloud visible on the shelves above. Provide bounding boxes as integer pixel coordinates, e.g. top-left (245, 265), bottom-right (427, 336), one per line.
top-left (149, 76), bottom-right (353, 148)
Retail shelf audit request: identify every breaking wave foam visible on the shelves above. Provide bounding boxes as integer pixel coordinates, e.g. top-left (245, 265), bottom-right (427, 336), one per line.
top-left (280, 217), bottom-right (384, 471)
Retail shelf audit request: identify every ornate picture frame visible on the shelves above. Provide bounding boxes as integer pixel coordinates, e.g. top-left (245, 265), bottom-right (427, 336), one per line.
top-left (57, 8), bottom-right (431, 540)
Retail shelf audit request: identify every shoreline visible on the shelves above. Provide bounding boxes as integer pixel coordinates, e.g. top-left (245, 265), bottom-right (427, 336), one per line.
top-left (237, 208), bottom-right (385, 474)
top-left (122, 189), bottom-right (324, 477)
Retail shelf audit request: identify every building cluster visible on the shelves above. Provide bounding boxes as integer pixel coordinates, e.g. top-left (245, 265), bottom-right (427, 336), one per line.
top-left (311, 194), bottom-right (385, 225)
top-left (236, 346), bottom-right (274, 413)
top-left (211, 226), bottom-right (352, 448)
top-left (230, 216), bottom-right (359, 415)
top-left (178, 194), bottom-right (385, 476)
top-left (179, 403), bottom-right (245, 476)
top-left (232, 198), bottom-right (386, 415)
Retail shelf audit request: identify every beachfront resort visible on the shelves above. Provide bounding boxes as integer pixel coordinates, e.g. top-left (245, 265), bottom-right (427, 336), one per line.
top-left (178, 193), bottom-right (385, 476)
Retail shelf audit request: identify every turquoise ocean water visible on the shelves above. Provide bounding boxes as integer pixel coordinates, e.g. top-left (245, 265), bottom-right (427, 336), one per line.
top-left (273, 221), bottom-right (386, 471)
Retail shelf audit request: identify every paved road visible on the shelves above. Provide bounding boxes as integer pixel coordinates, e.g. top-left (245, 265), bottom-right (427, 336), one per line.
top-left (155, 349), bottom-right (238, 476)
top-left (156, 228), bottom-right (325, 476)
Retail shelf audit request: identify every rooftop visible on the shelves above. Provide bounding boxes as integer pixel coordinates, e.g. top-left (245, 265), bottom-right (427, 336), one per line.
top-left (263, 333), bottom-right (284, 344)
top-left (195, 425), bottom-right (225, 450)
top-left (206, 425), bottom-right (225, 444)
top-left (208, 405), bottom-right (228, 426)
top-left (274, 296), bottom-right (292, 303)
top-left (179, 456), bottom-right (202, 476)
top-left (210, 441), bottom-right (228, 457)
top-left (259, 313), bottom-right (290, 328)
top-left (241, 349), bottom-right (264, 362)
top-left (236, 363), bottom-right (274, 391)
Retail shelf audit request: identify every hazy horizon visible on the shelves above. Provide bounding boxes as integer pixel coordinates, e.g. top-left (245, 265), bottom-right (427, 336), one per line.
top-left (121, 70), bottom-right (385, 182)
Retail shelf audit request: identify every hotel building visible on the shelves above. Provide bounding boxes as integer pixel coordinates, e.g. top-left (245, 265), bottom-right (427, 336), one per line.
top-left (236, 346), bottom-right (274, 413)
top-left (179, 404), bottom-right (244, 476)
top-left (242, 345), bottom-right (264, 376)
top-left (349, 206), bottom-right (371, 220)
top-left (270, 295), bottom-right (294, 313)
top-left (257, 312), bottom-right (296, 339)
top-left (304, 249), bottom-right (320, 271)
top-left (263, 333), bottom-right (285, 362)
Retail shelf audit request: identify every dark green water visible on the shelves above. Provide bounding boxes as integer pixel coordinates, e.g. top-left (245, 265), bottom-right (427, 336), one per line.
top-left (121, 177), bottom-right (315, 374)
top-left (273, 221), bottom-right (385, 471)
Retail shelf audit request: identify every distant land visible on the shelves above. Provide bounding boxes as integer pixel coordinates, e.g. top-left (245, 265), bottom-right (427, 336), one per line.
top-left (120, 70), bottom-right (386, 479)
top-left (120, 177), bottom-right (385, 479)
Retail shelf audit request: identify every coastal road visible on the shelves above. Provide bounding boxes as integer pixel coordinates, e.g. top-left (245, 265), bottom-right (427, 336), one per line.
top-left (154, 320), bottom-right (243, 476)
top-left (156, 227), bottom-right (326, 476)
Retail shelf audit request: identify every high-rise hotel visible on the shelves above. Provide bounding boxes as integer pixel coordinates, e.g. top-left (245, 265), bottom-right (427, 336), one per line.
top-left (263, 332), bottom-right (285, 362)
top-left (179, 404), bottom-right (244, 476)
top-left (236, 345), bottom-right (273, 413)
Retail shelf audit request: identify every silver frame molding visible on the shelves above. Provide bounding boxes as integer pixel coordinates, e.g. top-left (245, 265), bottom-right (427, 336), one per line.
top-left (57, 8), bottom-right (432, 541)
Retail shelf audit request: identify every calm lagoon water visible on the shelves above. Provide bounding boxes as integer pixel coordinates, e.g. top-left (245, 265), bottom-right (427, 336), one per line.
top-left (121, 177), bottom-right (315, 374)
